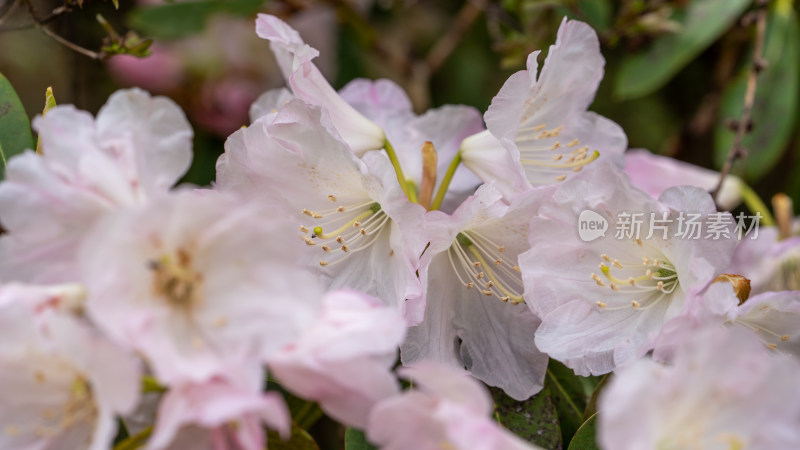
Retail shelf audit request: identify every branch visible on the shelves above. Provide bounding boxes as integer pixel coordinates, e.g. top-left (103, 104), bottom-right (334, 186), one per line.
top-left (712, 1), bottom-right (769, 203)
top-left (21, 0), bottom-right (101, 59)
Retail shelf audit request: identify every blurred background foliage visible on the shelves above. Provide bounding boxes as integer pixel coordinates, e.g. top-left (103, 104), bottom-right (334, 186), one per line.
top-left (1, 1), bottom-right (799, 448)
top-left (2, 0), bottom-right (799, 208)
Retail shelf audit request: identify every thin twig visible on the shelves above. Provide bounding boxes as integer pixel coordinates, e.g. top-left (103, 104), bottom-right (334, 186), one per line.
top-left (712, 2), bottom-right (769, 203)
top-left (426, 0), bottom-right (487, 73)
top-left (20, 0), bottom-right (100, 59)
top-left (0, 0), bottom-right (20, 27)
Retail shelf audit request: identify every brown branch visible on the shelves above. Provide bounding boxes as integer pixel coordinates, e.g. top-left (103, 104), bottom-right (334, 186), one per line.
top-left (19, 0), bottom-right (100, 59)
top-left (426, 0), bottom-right (487, 73)
top-left (712, 1), bottom-right (769, 203)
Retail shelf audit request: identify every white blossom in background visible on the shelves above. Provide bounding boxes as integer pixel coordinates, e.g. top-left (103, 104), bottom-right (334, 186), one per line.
top-left (217, 99), bottom-right (428, 324)
top-left (727, 225), bottom-right (800, 294)
top-left (460, 18), bottom-right (626, 200)
top-left (269, 289), bottom-right (406, 428)
top-left (521, 162), bottom-right (736, 375)
top-left (0, 88), bottom-right (192, 284)
top-left (599, 326), bottom-right (800, 450)
top-left (367, 362), bottom-right (542, 450)
top-left (79, 189), bottom-right (320, 385)
top-left (0, 284), bottom-right (141, 450)
top-left (402, 183), bottom-right (551, 400)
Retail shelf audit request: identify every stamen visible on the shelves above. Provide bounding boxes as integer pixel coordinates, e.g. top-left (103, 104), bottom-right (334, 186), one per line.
top-left (341, 245), bottom-right (349, 252)
top-left (319, 260), bottom-right (329, 266)
top-left (596, 301), bottom-right (607, 308)
top-left (328, 195), bottom-right (337, 202)
top-left (299, 226), bottom-right (309, 233)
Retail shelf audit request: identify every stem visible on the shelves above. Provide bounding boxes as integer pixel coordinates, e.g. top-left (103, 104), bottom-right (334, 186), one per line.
top-left (712, 1), bottom-right (768, 202)
top-left (739, 183), bottom-right (775, 226)
top-left (383, 139), bottom-right (414, 202)
top-left (430, 151), bottom-right (462, 211)
top-left (113, 426), bottom-right (152, 450)
top-left (546, 368), bottom-right (582, 418)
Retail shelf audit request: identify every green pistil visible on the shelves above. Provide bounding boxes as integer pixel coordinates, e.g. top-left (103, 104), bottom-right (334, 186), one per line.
top-left (456, 232), bottom-right (473, 247)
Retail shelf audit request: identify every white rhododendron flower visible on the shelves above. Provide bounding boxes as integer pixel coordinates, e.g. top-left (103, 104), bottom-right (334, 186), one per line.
top-left (80, 189), bottom-right (320, 385)
top-left (460, 18), bottom-right (626, 199)
top-left (269, 289), bottom-right (406, 428)
top-left (255, 14), bottom-right (386, 155)
top-left (0, 284), bottom-right (141, 450)
top-left (599, 326), bottom-right (800, 450)
top-left (0, 88), bottom-right (192, 284)
top-left (367, 363), bottom-right (542, 450)
top-left (217, 99), bottom-right (428, 323)
top-left (521, 162), bottom-right (736, 375)
top-left (402, 184), bottom-right (550, 400)
top-left (727, 225), bottom-right (800, 294)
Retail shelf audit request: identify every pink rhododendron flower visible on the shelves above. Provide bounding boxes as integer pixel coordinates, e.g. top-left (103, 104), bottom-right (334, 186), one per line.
top-left (402, 184), bottom-right (550, 400)
top-left (598, 326), bottom-right (800, 450)
top-left (521, 162), bottom-right (736, 375)
top-left (728, 225), bottom-right (800, 294)
top-left (80, 190), bottom-right (319, 385)
top-left (269, 289), bottom-right (406, 428)
top-left (338, 78), bottom-right (485, 210)
top-left (367, 363), bottom-right (541, 450)
top-left (255, 14), bottom-right (386, 155)
top-left (0, 284), bottom-right (141, 450)
top-left (0, 88), bottom-right (192, 283)
top-left (148, 373), bottom-right (289, 450)
top-left (460, 18), bottom-right (626, 199)
top-left (217, 99), bottom-right (428, 323)
top-left (625, 149), bottom-right (743, 210)
top-left (734, 290), bottom-right (800, 357)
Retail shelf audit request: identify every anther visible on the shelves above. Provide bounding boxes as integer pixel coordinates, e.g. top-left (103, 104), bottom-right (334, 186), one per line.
top-left (500, 296), bottom-right (510, 302)
top-left (336, 236), bottom-right (344, 243)
top-left (341, 245), bottom-right (349, 252)
top-left (550, 141), bottom-right (561, 150)
top-left (533, 124), bottom-right (547, 131)
top-left (628, 277), bottom-right (636, 286)
top-left (473, 261), bottom-right (481, 267)
top-left (632, 300), bottom-right (641, 308)
top-left (636, 239), bottom-right (643, 247)
top-left (321, 245), bottom-right (331, 252)
top-left (328, 195), bottom-right (337, 202)
top-left (466, 282), bottom-right (474, 289)
top-left (781, 335), bottom-right (790, 341)
top-left (312, 212), bottom-right (323, 219)
top-left (596, 301), bottom-right (607, 308)
top-left (304, 237), bottom-right (316, 246)
top-left (486, 281), bottom-right (494, 288)
top-left (302, 209), bottom-right (313, 216)
top-left (767, 343), bottom-right (778, 350)
top-left (613, 260), bottom-right (623, 269)
top-left (299, 226), bottom-right (309, 233)
top-left (319, 260), bottom-right (329, 267)
top-left (360, 229), bottom-right (367, 235)
top-left (601, 254), bottom-right (611, 262)
top-left (555, 175), bottom-right (567, 181)
top-left (573, 166), bottom-right (583, 172)
top-left (512, 266), bottom-right (521, 272)
top-left (337, 206), bottom-right (345, 212)
top-left (477, 272), bottom-right (485, 279)
top-left (643, 257), bottom-right (650, 265)
top-left (482, 290), bottom-right (493, 296)
top-left (497, 246), bottom-right (505, 252)
top-left (353, 221), bottom-right (361, 227)
top-left (567, 139), bottom-right (580, 147)
top-left (494, 259), bottom-right (502, 265)
top-left (553, 154), bottom-right (563, 161)
top-left (657, 281), bottom-right (664, 291)
top-left (610, 283), bottom-right (619, 291)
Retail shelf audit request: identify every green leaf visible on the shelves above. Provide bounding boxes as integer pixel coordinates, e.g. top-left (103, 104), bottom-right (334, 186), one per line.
top-left (0, 72), bottom-right (34, 178)
top-left (267, 422), bottom-right (319, 450)
top-left (490, 385), bottom-right (561, 449)
top-left (344, 428), bottom-right (377, 450)
top-left (582, 373), bottom-right (610, 421)
top-left (615, 0), bottom-right (753, 100)
top-left (576, 0), bottom-right (613, 31)
top-left (545, 360), bottom-right (596, 445)
top-left (128, 0), bottom-right (265, 40)
top-left (567, 413), bottom-right (601, 450)
top-left (714, 4), bottom-right (799, 181)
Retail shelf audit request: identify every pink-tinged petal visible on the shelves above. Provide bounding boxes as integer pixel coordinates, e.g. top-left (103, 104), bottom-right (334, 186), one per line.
top-left (94, 88), bottom-right (193, 195)
top-left (734, 290), bottom-right (800, 357)
top-left (460, 130), bottom-right (529, 200)
top-left (269, 290), bottom-right (404, 428)
top-left (727, 227), bottom-right (800, 294)
top-left (255, 14), bottom-right (385, 155)
top-left (148, 377), bottom-right (289, 450)
top-left (598, 326), bottom-right (800, 450)
top-left (338, 78), bottom-right (414, 142)
top-left (368, 362), bottom-right (541, 450)
top-left (248, 88), bottom-right (294, 123)
top-left (625, 149), bottom-right (743, 210)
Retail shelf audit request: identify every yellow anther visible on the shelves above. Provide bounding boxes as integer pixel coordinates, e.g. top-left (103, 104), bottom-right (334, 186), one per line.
top-left (767, 343), bottom-right (778, 350)
top-left (473, 261), bottom-right (481, 267)
top-left (596, 301), bottom-right (607, 309)
top-left (500, 296), bottom-right (510, 302)
top-left (336, 236), bottom-right (344, 244)
top-left (628, 277), bottom-right (636, 286)
top-left (482, 290), bottom-right (493, 296)
top-left (337, 206), bottom-right (345, 212)
top-left (657, 281), bottom-right (664, 290)
top-left (550, 141), bottom-right (561, 150)
top-left (497, 246), bottom-right (505, 252)
top-left (494, 259), bottom-right (502, 265)
top-left (321, 245), bottom-right (331, 252)
top-left (477, 272), bottom-right (485, 279)
top-left (613, 260), bottom-right (623, 269)
top-left (328, 195), bottom-right (337, 202)
top-left (312, 212), bottom-right (323, 219)
top-left (319, 260), bottom-right (329, 267)
top-left (533, 124), bottom-right (547, 131)
top-left (341, 245), bottom-right (349, 252)
top-left (360, 229), bottom-right (367, 235)
top-left (555, 175), bottom-right (567, 181)
top-left (304, 237), bottom-right (316, 246)
top-left (601, 254), bottom-right (611, 262)
top-left (466, 282), bottom-right (474, 289)
top-left (610, 283), bottom-right (619, 291)
top-left (553, 154), bottom-right (563, 161)
top-left (567, 139), bottom-right (580, 147)
top-left (353, 221), bottom-right (361, 227)
top-left (632, 300), bottom-right (641, 308)
top-left (302, 209), bottom-right (313, 216)
top-left (636, 239), bottom-right (643, 247)
top-left (299, 226), bottom-right (309, 233)
top-left (486, 281), bottom-right (494, 288)
top-left (512, 266), bottom-right (521, 273)
top-left (781, 335), bottom-right (790, 341)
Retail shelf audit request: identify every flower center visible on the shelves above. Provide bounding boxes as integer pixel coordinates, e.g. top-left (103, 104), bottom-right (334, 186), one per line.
top-left (448, 231), bottom-right (524, 304)
top-left (300, 196), bottom-right (390, 267)
top-left (589, 252), bottom-right (679, 311)
top-left (515, 123), bottom-right (600, 183)
top-left (150, 248), bottom-right (203, 311)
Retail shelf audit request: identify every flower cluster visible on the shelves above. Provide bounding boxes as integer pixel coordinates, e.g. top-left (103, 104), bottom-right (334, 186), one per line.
top-left (1, 13), bottom-right (798, 450)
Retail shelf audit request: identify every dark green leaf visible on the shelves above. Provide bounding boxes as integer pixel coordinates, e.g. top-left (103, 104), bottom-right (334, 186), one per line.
top-left (545, 360), bottom-right (593, 446)
top-left (615, 0), bottom-right (752, 100)
top-left (128, 0), bottom-right (265, 40)
top-left (267, 422), bottom-right (319, 450)
top-left (583, 374), bottom-right (610, 421)
top-left (567, 413), bottom-right (600, 450)
top-left (344, 428), bottom-right (377, 450)
top-left (490, 385), bottom-right (561, 450)
top-left (714, 4), bottom-right (799, 181)
top-left (577, 0), bottom-right (613, 31)
top-left (0, 72), bottom-right (34, 178)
